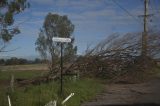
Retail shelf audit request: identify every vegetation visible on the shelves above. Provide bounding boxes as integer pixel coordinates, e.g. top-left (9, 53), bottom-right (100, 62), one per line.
top-left (0, 69), bottom-right (104, 106)
top-left (35, 13), bottom-right (77, 72)
top-left (0, 1), bottom-right (159, 106)
top-left (0, 69), bottom-right (45, 80)
top-left (0, 64), bottom-right (104, 106)
top-left (0, 57), bottom-right (46, 65)
top-left (0, 0), bottom-right (29, 52)
top-left (70, 32), bottom-right (160, 81)
top-left (149, 64), bottom-right (160, 78)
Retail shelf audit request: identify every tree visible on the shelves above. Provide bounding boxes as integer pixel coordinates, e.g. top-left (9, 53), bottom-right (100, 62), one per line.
top-left (0, 0), bottom-right (29, 52)
top-left (0, 59), bottom-right (5, 65)
top-left (70, 31), bottom-right (160, 78)
top-left (35, 13), bottom-right (77, 72)
top-left (34, 58), bottom-right (41, 64)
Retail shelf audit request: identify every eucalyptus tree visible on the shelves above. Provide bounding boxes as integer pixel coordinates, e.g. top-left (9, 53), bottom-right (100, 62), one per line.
top-left (35, 13), bottom-right (77, 72)
top-left (0, 0), bottom-right (30, 52)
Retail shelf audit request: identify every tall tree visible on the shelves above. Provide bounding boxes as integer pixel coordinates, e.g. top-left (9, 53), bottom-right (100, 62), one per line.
top-left (35, 13), bottom-right (77, 72)
top-left (0, 0), bottom-right (29, 52)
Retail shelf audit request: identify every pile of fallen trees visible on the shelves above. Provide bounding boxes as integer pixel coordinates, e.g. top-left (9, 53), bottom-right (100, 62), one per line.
top-left (16, 31), bottom-right (160, 85)
top-left (68, 32), bottom-right (159, 80)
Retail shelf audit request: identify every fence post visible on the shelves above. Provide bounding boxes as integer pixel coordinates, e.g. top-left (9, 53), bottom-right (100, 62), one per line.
top-left (8, 95), bottom-right (12, 106)
top-left (10, 74), bottom-right (14, 92)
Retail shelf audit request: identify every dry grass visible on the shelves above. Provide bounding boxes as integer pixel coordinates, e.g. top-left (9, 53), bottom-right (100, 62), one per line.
top-left (0, 64), bottom-right (48, 72)
top-left (0, 64), bottom-right (48, 80)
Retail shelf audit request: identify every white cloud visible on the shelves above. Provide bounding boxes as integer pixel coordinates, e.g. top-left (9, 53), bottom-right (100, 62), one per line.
top-left (55, 0), bottom-right (101, 8)
top-left (31, 0), bottom-right (54, 5)
top-left (80, 9), bottom-right (116, 20)
top-left (31, 11), bottom-right (48, 16)
top-left (26, 19), bottom-right (43, 25)
top-left (27, 0), bottom-right (144, 33)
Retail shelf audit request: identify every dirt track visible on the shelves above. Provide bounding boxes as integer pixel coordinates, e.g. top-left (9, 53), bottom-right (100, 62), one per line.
top-left (82, 77), bottom-right (160, 106)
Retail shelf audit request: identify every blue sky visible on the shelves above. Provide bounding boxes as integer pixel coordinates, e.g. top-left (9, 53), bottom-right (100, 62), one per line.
top-left (1, 0), bottom-right (160, 59)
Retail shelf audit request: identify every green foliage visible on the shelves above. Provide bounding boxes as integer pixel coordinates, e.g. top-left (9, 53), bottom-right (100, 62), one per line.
top-left (35, 13), bottom-right (77, 69)
top-left (1, 29), bottom-right (12, 41)
top-left (4, 12), bottom-right (14, 25)
top-left (0, 58), bottom-right (5, 64)
top-left (4, 57), bottom-right (28, 65)
top-left (0, 0), bottom-right (29, 50)
top-left (0, 57), bottom-right (45, 65)
top-left (35, 29), bottom-right (47, 59)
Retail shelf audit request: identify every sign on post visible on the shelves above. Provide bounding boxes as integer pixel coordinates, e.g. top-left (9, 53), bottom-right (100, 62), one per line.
top-left (52, 37), bottom-right (71, 95)
top-left (52, 37), bottom-right (71, 43)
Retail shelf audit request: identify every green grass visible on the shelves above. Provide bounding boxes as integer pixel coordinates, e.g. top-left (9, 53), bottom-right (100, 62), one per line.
top-left (64, 78), bottom-right (104, 106)
top-left (0, 78), bottom-right (104, 106)
top-left (0, 70), bottom-right (45, 80)
top-left (0, 64), bottom-right (47, 71)
top-left (0, 69), bottom-right (104, 106)
top-left (0, 64), bottom-right (48, 81)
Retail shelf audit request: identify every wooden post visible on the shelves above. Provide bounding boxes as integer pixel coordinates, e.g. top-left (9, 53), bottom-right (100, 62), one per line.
top-left (142, 0), bottom-right (149, 57)
top-left (10, 74), bottom-right (14, 92)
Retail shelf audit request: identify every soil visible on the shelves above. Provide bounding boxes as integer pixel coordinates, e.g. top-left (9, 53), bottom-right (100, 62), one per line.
top-left (81, 77), bottom-right (160, 106)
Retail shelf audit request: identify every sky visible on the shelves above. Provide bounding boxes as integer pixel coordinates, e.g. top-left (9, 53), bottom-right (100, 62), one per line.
top-left (1, 0), bottom-right (160, 59)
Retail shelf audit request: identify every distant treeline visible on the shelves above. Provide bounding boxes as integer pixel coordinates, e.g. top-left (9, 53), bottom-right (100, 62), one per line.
top-left (0, 57), bottom-right (46, 65)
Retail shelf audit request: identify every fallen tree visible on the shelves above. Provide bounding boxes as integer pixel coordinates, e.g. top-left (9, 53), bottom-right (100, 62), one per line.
top-left (16, 31), bottom-right (160, 85)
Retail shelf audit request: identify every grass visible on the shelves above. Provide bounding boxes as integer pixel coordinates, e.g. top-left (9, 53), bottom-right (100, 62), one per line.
top-left (0, 64), bottom-right (48, 71)
top-left (0, 64), bottom-right (104, 106)
top-left (0, 78), bottom-right (104, 106)
top-left (0, 64), bottom-right (48, 80)
top-left (152, 65), bottom-right (160, 78)
top-left (0, 70), bottom-right (46, 80)
top-left (64, 78), bottom-right (103, 106)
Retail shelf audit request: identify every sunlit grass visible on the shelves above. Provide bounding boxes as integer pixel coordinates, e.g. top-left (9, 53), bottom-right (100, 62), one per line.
top-left (0, 78), bottom-right (103, 106)
top-left (0, 70), bottom-right (46, 80)
top-left (0, 68), bottom-right (104, 106)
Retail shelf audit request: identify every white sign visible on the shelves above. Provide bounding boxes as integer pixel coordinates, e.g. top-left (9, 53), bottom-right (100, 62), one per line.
top-left (52, 37), bottom-right (71, 43)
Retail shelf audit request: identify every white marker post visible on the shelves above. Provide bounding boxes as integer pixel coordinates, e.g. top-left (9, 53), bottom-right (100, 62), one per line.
top-left (52, 37), bottom-right (71, 95)
top-left (8, 95), bottom-right (11, 106)
top-left (62, 93), bottom-right (74, 105)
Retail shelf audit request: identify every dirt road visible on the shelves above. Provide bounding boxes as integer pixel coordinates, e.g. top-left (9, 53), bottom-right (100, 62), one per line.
top-left (82, 77), bottom-right (160, 106)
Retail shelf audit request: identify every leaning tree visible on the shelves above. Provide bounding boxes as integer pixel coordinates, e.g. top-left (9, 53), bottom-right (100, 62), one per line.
top-left (35, 13), bottom-right (77, 73)
top-left (0, 0), bottom-right (30, 52)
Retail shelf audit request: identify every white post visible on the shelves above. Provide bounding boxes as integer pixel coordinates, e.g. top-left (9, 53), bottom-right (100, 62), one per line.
top-left (62, 93), bottom-right (74, 105)
top-left (8, 95), bottom-right (11, 106)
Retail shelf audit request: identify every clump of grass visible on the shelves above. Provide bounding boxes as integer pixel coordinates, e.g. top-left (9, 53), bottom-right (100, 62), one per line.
top-left (0, 70), bottom-right (45, 80)
top-left (148, 65), bottom-right (160, 78)
top-left (0, 78), bottom-right (104, 106)
top-left (64, 78), bottom-right (104, 106)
